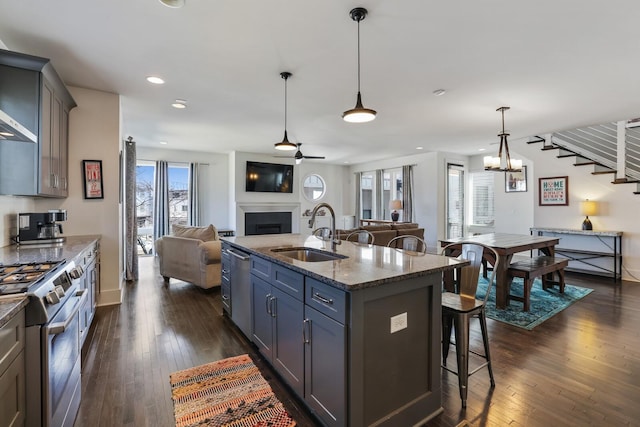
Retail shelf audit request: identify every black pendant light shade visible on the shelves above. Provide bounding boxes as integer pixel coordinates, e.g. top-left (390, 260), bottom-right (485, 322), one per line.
top-left (275, 71), bottom-right (297, 151)
top-left (343, 7), bottom-right (376, 123)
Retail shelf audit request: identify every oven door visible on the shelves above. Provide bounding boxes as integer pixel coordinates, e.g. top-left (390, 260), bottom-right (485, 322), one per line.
top-left (42, 288), bottom-right (86, 427)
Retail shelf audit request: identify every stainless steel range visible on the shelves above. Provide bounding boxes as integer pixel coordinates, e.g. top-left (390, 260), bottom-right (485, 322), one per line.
top-left (0, 259), bottom-right (85, 427)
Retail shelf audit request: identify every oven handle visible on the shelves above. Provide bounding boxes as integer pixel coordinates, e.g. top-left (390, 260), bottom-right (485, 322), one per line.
top-left (48, 289), bottom-right (87, 336)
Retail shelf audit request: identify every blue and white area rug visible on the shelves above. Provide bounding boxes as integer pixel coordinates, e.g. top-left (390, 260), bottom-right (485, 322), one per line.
top-left (476, 277), bottom-right (593, 330)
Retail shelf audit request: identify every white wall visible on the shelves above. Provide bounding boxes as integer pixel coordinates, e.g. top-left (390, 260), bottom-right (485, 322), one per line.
top-left (0, 196), bottom-right (34, 246)
top-left (231, 152), bottom-right (351, 235)
top-left (136, 147), bottom-right (231, 229)
top-left (34, 86), bottom-right (123, 305)
top-left (513, 138), bottom-right (640, 281)
top-left (468, 153), bottom-right (535, 236)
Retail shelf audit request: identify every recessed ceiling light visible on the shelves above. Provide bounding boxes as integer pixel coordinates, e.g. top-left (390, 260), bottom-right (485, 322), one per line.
top-left (172, 99), bottom-right (187, 109)
top-left (416, 146), bottom-right (424, 150)
top-left (159, 0), bottom-right (185, 8)
top-left (160, 141), bottom-right (168, 145)
top-left (433, 89), bottom-right (446, 96)
top-left (146, 76), bottom-right (165, 85)
top-left (479, 148), bottom-right (486, 152)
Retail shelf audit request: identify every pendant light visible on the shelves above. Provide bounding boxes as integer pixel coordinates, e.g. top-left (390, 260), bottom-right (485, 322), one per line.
top-left (343, 7), bottom-right (376, 123)
top-left (274, 72), bottom-right (297, 151)
top-left (483, 106), bottom-right (523, 172)
top-left (159, 0), bottom-right (185, 8)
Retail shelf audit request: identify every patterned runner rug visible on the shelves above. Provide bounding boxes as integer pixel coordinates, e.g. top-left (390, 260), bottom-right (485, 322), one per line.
top-left (170, 354), bottom-right (297, 427)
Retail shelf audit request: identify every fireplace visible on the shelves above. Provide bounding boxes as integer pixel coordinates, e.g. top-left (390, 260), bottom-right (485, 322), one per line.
top-left (245, 212), bottom-right (292, 235)
top-left (236, 202), bottom-right (300, 236)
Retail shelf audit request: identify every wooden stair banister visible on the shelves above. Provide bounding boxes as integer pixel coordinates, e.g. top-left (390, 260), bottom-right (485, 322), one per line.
top-left (532, 135), bottom-right (640, 195)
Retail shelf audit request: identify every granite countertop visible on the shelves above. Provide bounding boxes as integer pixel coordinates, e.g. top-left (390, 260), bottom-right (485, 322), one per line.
top-left (0, 297), bottom-right (28, 328)
top-left (222, 234), bottom-right (466, 291)
top-left (0, 235), bottom-right (100, 265)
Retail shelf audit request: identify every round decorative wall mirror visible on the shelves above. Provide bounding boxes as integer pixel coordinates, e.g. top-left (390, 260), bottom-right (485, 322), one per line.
top-left (302, 174), bottom-right (326, 202)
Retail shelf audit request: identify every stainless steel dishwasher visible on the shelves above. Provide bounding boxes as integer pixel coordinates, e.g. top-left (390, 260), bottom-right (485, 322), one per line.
top-left (227, 247), bottom-right (252, 338)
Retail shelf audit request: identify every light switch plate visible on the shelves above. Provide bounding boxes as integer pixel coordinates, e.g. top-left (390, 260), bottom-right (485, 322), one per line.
top-left (390, 312), bottom-right (408, 333)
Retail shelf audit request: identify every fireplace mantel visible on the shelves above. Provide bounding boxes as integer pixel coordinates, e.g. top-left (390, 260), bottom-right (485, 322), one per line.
top-left (236, 203), bottom-right (301, 236)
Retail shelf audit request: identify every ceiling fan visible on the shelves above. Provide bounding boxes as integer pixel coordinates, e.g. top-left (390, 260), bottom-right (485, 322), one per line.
top-left (275, 143), bottom-right (325, 164)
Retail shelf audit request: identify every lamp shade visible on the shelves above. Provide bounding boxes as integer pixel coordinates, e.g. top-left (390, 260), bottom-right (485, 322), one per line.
top-left (580, 200), bottom-right (599, 216)
top-left (390, 199), bottom-right (403, 210)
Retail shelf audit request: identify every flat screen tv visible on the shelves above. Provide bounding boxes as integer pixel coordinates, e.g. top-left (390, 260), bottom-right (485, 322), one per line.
top-left (245, 161), bottom-right (294, 193)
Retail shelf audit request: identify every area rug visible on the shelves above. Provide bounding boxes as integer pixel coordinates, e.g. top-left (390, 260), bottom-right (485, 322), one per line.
top-left (476, 277), bottom-right (593, 330)
top-left (169, 354), bottom-right (296, 427)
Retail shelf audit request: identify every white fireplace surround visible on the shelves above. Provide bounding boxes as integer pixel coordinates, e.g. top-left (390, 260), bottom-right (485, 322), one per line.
top-left (236, 202), bottom-right (301, 236)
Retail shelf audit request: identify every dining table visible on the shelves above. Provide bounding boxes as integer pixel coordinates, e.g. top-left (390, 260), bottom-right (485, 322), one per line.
top-left (439, 233), bottom-right (560, 309)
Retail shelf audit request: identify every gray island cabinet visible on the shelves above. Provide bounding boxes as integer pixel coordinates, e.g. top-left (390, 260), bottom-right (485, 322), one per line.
top-left (222, 234), bottom-right (466, 427)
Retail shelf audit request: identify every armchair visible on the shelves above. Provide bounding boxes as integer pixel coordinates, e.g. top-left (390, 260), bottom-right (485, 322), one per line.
top-left (155, 224), bottom-right (222, 289)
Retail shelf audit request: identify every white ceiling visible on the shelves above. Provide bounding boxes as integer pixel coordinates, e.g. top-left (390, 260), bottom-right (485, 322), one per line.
top-left (1, 1), bottom-right (640, 164)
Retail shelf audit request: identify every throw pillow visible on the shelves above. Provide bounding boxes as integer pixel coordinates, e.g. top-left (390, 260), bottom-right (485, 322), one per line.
top-left (172, 224), bottom-right (218, 241)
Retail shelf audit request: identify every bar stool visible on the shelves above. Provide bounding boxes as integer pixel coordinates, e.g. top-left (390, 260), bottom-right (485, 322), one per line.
top-left (441, 242), bottom-right (500, 408)
top-left (345, 230), bottom-right (375, 246)
top-left (387, 235), bottom-right (428, 254)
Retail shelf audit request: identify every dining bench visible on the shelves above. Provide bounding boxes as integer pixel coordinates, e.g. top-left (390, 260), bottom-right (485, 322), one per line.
top-left (507, 256), bottom-right (569, 312)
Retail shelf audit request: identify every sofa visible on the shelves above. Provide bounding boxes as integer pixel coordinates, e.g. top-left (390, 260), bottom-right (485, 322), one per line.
top-left (154, 224), bottom-right (222, 289)
top-left (336, 222), bottom-right (425, 248)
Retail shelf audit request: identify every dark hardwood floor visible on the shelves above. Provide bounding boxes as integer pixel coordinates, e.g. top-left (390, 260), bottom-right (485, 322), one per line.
top-left (75, 256), bottom-right (640, 427)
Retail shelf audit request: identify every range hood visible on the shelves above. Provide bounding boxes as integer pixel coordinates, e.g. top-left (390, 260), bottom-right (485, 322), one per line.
top-left (0, 108), bottom-right (37, 143)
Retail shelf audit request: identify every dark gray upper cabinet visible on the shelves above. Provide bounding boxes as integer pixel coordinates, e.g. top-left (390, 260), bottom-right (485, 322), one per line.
top-left (0, 48), bottom-right (76, 197)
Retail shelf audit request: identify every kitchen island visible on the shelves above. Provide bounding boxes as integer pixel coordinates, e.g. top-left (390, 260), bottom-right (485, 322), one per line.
top-left (221, 234), bottom-right (466, 427)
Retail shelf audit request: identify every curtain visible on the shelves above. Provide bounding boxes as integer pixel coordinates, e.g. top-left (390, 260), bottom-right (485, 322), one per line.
top-left (354, 172), bottom-right (362, 227)
top-left (153, 160), bottom-right (170, 246)
top-left (124, 138), bottom-right (138, 281)
top-left (375, 169), bottom-right (383, 220)
top-left (188, 162), bottom-right (200, 226)
top-left (402, 165), bottom-right (414, 222)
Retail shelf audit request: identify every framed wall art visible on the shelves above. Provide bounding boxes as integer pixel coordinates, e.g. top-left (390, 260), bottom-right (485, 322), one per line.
top-left (539, 176), bottom-right (568, 206)
top-left (505, 166), bottom-right (527, 192)
top-left (83, 160), bottom-right (104, 199)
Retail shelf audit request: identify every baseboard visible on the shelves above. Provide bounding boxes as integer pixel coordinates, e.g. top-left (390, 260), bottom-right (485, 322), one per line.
top-left (97, 286), bottom-right (124, 306)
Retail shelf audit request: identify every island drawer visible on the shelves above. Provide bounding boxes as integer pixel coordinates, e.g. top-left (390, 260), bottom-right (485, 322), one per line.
top-left (250, 255), bottom-right (271, 280)
top-left (305, 278), bottom-right (347, 324)
top-left (272, 265), bottom-right (304, 301)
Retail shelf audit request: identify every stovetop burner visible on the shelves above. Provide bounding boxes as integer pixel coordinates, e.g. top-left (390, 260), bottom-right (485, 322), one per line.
top-left (0, 261), bottom-right (63, 295)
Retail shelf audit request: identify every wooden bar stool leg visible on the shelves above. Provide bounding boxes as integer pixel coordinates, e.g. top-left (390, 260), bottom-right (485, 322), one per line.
top-left (453, 312), bottom-right (471, 408)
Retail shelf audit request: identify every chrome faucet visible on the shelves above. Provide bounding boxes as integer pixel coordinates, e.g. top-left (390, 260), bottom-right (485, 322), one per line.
top-left (309, 202), bottom-right (341, 251)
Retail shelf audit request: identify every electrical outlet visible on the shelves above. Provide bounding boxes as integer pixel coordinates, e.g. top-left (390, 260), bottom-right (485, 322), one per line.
top-left (390, 312), bottom-right (408, 333)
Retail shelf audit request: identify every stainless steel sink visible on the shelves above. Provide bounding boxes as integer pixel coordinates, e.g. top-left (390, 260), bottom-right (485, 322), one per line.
top-left (271, 247), bottom-right (348, 262)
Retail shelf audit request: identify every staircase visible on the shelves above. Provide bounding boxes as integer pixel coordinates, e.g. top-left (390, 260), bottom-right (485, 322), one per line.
top-left (527, 122), bottom-right (640, 194)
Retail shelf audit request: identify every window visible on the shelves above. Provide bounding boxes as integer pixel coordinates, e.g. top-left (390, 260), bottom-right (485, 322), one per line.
top-left (382, 168), bottom-right (402, 220)
top-left (470, 171), bottom-right (495, 226)
top-left (446, 164), bottom-right (464, 239)
top-left (360, 171), bottom-right (375, 219)
top-left (168, 165), bottom-right (189, 226)
top-left (302, 174), bottom-right (326, 201)
top-left (135, 162), bottom-right (190, 255)
top-left (359, 168), bottom-right (403, 221)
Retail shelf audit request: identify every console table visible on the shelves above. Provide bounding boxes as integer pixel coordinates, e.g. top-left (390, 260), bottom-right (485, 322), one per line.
top-left (530, 227), bottom-right (622, 280)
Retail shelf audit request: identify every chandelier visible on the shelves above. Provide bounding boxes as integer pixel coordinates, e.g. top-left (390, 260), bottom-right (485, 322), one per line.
top-left (483, 106), bottom-right (522, 172)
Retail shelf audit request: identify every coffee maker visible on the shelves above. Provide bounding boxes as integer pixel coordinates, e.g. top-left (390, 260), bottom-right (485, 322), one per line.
top-left (17, 210), bottom-right (67, 244)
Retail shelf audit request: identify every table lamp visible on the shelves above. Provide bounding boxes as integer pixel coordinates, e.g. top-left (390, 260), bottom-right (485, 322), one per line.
top-left (390, 199), bottom-right (403, 222)
top-left (580, 199), bottom-right (598, 230)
